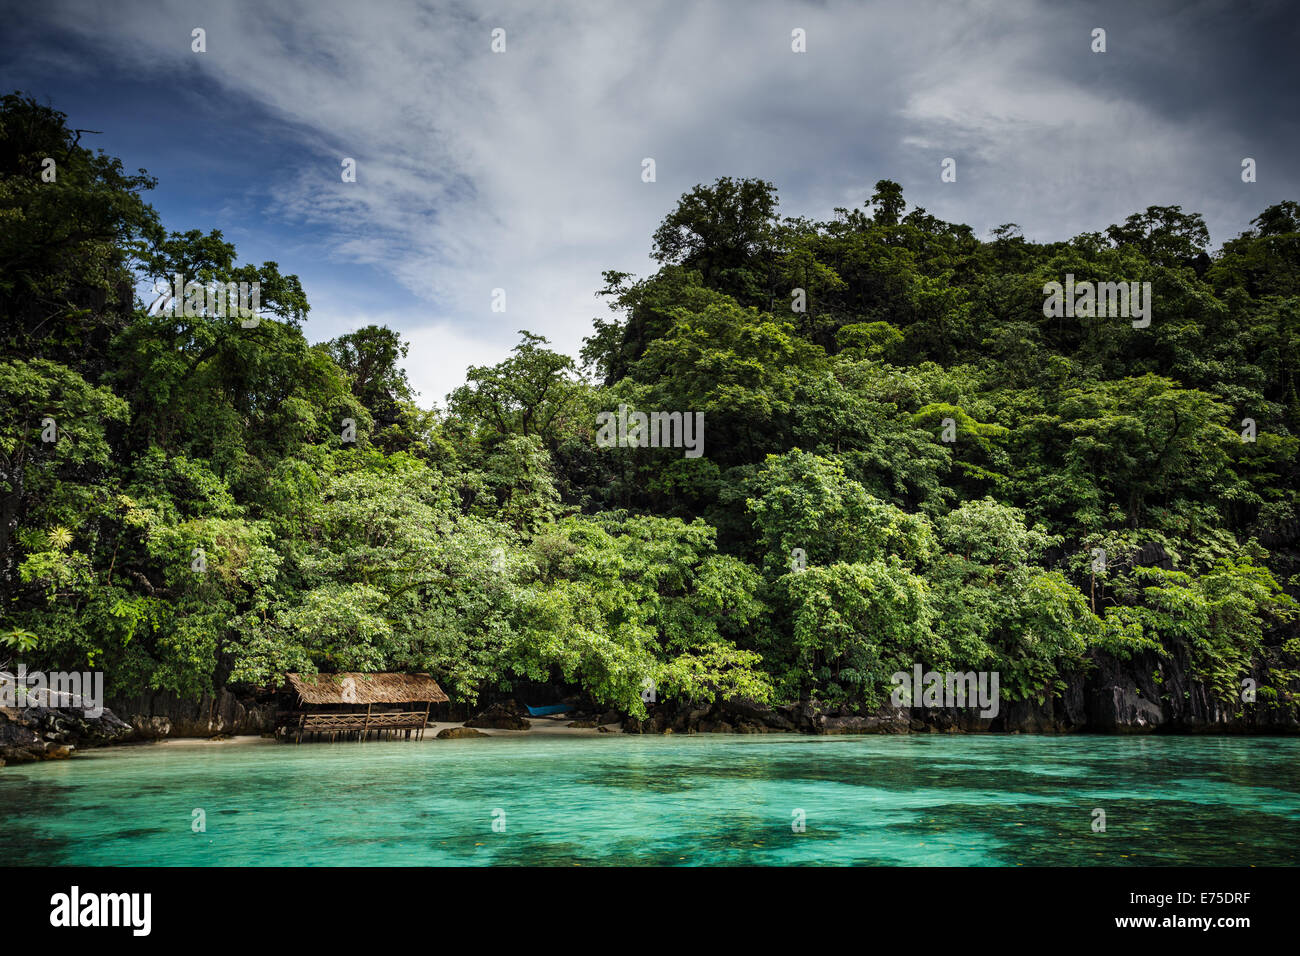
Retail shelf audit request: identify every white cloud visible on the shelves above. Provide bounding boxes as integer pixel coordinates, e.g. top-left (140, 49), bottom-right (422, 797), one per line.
top-left (34, 0), bottom-right (1295, 403)
top-left (308, 307), bottom-right (511, 409)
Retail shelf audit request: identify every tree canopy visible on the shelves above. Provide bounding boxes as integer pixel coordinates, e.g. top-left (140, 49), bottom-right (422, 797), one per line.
top-left (2, 95), bottom-right (1297, 721)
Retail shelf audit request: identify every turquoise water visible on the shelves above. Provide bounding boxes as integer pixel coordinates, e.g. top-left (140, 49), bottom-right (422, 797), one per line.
top-left (3, 734), bottom-right (1298, 865)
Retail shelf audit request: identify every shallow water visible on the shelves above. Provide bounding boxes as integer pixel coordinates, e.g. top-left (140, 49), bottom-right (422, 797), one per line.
top-left (2, 734), bottom-right (1298, 865)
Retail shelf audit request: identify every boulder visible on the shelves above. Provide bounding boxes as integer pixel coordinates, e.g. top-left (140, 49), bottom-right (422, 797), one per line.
top-left (1, 703), bottom-right (132, 763)
top-left (436, 726), bottom-right (488, 739)
top-left (464, 703), bottom-right (531, 731)
top-left (0, 712), bottom-right (44, 762)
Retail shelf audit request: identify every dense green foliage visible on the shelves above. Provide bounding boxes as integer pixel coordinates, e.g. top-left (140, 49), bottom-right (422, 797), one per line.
top-left (2, 95), bottom-right (1297, 717)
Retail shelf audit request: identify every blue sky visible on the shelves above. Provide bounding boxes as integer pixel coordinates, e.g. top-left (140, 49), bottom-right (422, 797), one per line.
top-left (3, 0), bottom-right (1296, 406)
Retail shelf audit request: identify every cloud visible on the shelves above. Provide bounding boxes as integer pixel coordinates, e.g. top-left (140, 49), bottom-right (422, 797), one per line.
top-left (13, 0), bottom-right (1299, 404)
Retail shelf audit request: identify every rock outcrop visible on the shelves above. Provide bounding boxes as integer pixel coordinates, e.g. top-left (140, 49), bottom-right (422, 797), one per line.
top-left (616, 647), bottom-right (1300, 736)
top-left (0, 704), bottom-right (133, 764)
top-left (109, 689), bottom-right (276, 740)
top-left (464, 702), bottom-right (531, 730)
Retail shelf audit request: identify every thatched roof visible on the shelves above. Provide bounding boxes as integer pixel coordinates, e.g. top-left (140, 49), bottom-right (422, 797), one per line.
top-left (286, 672), bottom-right (449, 705)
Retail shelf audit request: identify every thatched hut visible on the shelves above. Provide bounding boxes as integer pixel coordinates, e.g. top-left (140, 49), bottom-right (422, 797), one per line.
top-left (280, 672), bottom-right (449, 743)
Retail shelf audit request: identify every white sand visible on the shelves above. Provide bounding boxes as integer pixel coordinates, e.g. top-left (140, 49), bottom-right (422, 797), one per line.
top-left (138, 717), bottom-right (624, 749)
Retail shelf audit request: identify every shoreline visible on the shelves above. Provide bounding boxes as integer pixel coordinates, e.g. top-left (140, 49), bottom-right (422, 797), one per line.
top-left (116, 718), bottom-right (626, 752)
top-left (7, 702), bottom-right (1300, 768)
top-left (16, 723), bottom-right (1300, 771)
top-left (26, 717), bottom-right (1300, 764)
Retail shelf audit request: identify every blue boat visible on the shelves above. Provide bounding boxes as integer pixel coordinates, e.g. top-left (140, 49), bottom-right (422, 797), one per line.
top-left (524, 703), bottom-right (571, 716)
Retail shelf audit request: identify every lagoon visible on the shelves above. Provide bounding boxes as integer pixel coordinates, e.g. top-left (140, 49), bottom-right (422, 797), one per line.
top-left (3, 733), bottom-right (1298, 866)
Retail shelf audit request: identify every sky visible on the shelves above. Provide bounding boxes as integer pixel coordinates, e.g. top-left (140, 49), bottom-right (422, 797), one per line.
top-left (2, 0), bottom-right (1297, 407)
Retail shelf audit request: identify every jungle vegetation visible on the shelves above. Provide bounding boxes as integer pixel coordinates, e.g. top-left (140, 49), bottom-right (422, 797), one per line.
top-left (3, 93), bottom-right (1298, 717)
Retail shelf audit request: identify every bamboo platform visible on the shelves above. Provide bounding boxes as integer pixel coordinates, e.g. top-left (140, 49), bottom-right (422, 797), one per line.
top-left (282, 707), bottom-right (431, 743)
top-left (278, 673), bottom-right (446, 743)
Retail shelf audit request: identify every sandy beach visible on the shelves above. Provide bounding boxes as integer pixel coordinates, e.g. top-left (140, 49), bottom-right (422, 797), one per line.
top-left (134, 716), bottom-right (624, 751)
